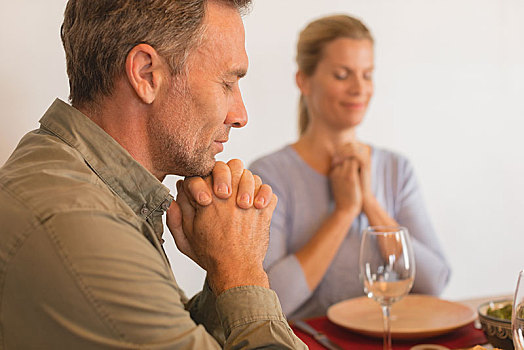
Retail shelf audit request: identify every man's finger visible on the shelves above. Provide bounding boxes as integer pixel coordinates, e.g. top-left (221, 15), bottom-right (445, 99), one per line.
top-left (166, 198), bottom-right (182, 233)
top-left (254, 183), bottom-right (273, 209)
top-left (227, 159), bottom-right (245, 191)
top-left (184, 176), bottom-right (212, 207)
top-left (266, 193), bottom-right (278, 215)
top-left (166, 201), bottom-right (192, 257)
top-left (176, 180), bottom-right (196, 236)
top-left (252, 174), bottom-right (264, 208)
top-left (253, 174), bottom-right (262, 191)
top-left (237, 169), bottom-right (255, 209)
top-left (212, 161), bottom-right (232, 199)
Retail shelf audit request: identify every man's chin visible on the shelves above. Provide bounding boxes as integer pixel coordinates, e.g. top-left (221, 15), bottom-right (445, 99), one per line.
top-left (198, 157), bottom-right (216, 177)
top-left (179, 158), bottom-right (215, 178)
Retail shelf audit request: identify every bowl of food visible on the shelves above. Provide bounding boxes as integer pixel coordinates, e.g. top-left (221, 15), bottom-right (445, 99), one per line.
top-left (478, 299), bottom-right (513, 350)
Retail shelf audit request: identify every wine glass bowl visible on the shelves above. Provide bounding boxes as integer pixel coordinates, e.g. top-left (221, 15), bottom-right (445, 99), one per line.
top-left (359, 226), bottom-right (415, 350)
top-left (512, 270), bottom-right (524, 350)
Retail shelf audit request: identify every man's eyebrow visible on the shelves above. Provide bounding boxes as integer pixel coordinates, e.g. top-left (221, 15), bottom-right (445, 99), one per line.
top-left (226, 68), bottom-right (247, 79)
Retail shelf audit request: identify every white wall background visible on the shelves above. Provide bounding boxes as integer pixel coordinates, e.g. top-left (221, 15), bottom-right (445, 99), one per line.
top-left (1, 0), bottom-right (523, 302)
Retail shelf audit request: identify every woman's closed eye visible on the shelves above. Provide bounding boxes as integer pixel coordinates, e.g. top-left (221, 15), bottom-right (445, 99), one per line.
top-left (334, 70), bottom-right (349, 80)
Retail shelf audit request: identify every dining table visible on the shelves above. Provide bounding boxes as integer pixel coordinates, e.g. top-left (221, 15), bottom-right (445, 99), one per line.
top-left (290, 295), bottom-right (511, 350)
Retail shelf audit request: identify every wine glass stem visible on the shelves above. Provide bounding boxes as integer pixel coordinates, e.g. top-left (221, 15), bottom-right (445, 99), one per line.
top-left (382, 304), bottom-right (392, 350)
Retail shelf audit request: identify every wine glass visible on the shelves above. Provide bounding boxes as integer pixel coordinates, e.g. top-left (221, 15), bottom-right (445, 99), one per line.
top-left (512, 270), bottom-right (524, 350)
top-left (359, 226), bottom-right (415, 350)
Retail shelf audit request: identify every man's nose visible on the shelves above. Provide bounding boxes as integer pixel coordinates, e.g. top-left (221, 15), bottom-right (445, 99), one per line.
top-left (226, 90), bottom-right (248, 128)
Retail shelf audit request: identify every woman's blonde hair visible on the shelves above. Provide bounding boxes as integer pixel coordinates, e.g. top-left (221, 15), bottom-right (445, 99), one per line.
top-left (296, 15), bottom-right (374, 135)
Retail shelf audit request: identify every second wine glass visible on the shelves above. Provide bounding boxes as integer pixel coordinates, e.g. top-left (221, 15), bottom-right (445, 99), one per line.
top-left (359, 226), bottom-right (415, 350)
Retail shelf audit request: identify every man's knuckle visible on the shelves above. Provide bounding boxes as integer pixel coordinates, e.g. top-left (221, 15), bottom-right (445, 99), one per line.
top-left (215, 160), bottom-right (227, 168)
top-left (228, 158), bottom-right (244, 169)
top-left (242, 169), bottom-right (254, 180)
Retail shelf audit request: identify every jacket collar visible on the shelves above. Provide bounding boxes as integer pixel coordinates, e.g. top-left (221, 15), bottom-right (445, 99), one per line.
top-left (39, 99), bottom-right (173, 229)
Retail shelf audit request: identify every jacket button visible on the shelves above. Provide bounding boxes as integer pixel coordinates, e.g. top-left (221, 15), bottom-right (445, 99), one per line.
top-left (141, 205), bottom-right (150, 216)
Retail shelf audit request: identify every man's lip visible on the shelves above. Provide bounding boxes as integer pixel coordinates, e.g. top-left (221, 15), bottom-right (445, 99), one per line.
top-left (214, 141), bottom-right (224, 153)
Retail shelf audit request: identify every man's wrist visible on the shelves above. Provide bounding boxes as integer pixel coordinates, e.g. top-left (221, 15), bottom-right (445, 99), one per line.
top-left (208, 265), bottom-right (269, 296)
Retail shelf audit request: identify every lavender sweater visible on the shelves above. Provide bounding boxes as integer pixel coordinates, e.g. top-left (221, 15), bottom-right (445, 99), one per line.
top-left (250, 145), bottom-right (450, 319)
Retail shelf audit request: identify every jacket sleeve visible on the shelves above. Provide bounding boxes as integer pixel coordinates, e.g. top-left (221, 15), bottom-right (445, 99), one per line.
top-left (185, 258), bottom-right (308, 350)
top-left (3, 209), bottom-right (306, 349)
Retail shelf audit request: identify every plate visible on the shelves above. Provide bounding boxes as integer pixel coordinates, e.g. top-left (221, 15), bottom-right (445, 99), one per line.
top-left (326, 294), bottom-right (477, 339)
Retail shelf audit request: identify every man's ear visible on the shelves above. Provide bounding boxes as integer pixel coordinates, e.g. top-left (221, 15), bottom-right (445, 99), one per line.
top-left (296, 70), bottom-right (311, 96)
top-left (125, 44), bottom-right (166, 104)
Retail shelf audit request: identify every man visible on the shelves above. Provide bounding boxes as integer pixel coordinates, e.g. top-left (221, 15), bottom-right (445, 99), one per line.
top-left (0, 0), bottom-right (307, 349)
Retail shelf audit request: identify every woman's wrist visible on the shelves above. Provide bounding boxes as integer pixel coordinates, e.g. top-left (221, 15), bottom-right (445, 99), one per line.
top-left (333, 206), bottom-right (360, 223)
top-left (362, 195), bottom-right (399, 227)
top-left (362, 193), bottom-right (379, 213)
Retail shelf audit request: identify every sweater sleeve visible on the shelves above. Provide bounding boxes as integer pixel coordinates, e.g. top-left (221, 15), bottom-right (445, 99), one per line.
top-left (250, 158), bottom-right (312, 317)
top-left (394, 156), bottom-right (451, 295)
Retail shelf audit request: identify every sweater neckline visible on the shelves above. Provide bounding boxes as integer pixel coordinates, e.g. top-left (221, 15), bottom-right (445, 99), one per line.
top-left (283, 144), bottom-right (376, 179)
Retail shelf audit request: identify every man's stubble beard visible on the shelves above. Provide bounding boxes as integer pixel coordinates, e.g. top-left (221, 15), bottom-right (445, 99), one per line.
top-left (147, 78), bottom-right (215, 178)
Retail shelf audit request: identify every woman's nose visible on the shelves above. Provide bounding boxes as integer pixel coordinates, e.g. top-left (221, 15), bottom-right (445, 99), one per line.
top-left (347, 76), bottom-right (364, 96)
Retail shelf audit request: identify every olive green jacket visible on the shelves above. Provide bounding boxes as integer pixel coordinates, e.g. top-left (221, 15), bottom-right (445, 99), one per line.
top-left (0, 99), bottom-right (307, 349)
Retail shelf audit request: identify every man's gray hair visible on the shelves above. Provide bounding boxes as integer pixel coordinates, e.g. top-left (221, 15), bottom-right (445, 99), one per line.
top-left (61, 0), bottom-right (252, 108)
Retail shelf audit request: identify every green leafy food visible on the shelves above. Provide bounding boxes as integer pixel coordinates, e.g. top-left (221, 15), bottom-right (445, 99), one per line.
top-left (487, 304), bottom-right (512, 320)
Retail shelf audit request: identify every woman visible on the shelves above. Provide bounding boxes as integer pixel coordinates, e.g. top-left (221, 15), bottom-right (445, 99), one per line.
top-left (250, 14), bottom-right (451, 319)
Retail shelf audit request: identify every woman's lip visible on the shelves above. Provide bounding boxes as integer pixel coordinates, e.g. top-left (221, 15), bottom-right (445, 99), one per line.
top-left (341, 102), bottom-right (366, 109)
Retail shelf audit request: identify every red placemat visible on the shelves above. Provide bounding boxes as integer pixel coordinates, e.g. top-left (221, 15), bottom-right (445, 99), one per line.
top-left (291, 316), bottom-right (487, 350)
